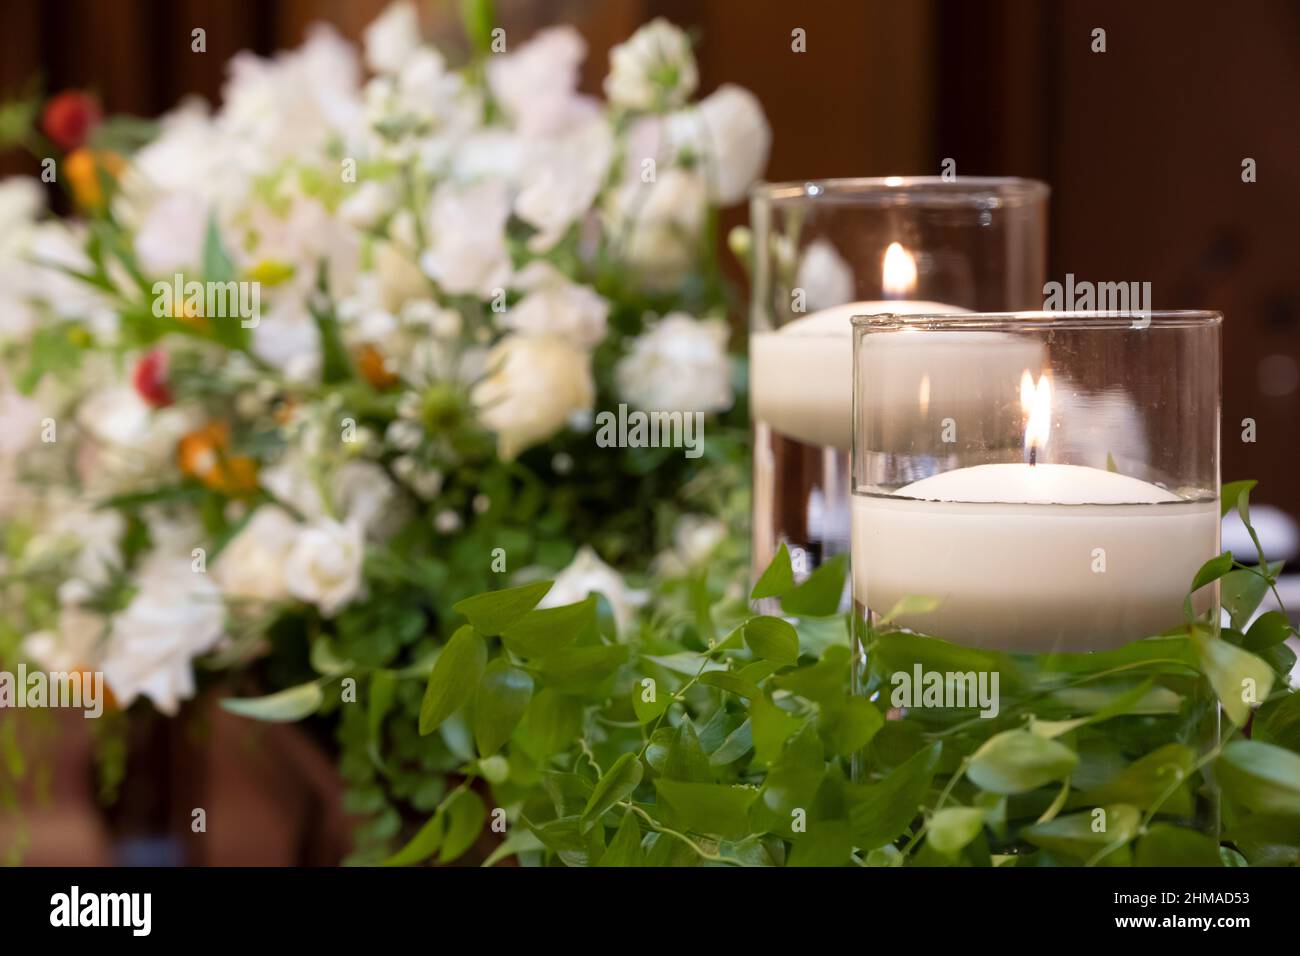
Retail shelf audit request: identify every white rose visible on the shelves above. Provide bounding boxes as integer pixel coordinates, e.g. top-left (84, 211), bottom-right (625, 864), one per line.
top-left (604, 167), bottom-right (707, 291)
top-left (213, 505), bottom-right (301, 603)
top-left (338, 180), bottom-right (395, 230)
top-left (421, 180), bottom-right (511, 297)
top-left (667, 84), bottom-right (771, 204)
top-left (363, 1), bottom-right (422, 74)
top-left (486, 26), bottom-right (596, 136)
top-left (604, 18), bottom-right (698, 112)
top-left (502, 262), bottom-right (609, 349)
top-left (23, 606), bottom-right (106, 674)
top-left (616, 313), bottom-right (733, 413)
top-left (102, 544), bottom-right (227, 715)
top-left (515, 117), bottom-right (614, 251)
top-left (285, 518), bottom-right (365, 617)
top-left (334, 460), bottom-right (401, 540)
top-left (540, 546), bottom-right (648, 635)
top-left (471, 335), bottom-right (594, 460)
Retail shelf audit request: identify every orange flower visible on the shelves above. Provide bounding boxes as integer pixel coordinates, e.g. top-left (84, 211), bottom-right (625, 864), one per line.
top-left (356, 343), bottom-right (400, 390)
top-left (178, 421), bottom-right (259, 496)
top-left (64, 148), bottom-right (125, 209)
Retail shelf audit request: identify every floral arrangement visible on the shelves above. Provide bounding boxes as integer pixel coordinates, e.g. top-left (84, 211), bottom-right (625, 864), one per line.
top-left (0, 2), bottom-right (763, 859)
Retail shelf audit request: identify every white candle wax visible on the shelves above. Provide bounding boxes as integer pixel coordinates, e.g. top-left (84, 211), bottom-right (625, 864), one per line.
top-left (851, 463), bottom-right (1220, 652)
top-left (750, 300), bottom-right (1043, 450)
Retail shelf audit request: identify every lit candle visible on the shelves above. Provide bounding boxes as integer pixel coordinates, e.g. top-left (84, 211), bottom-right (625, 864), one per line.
top-left (750, 243), bottom-right (1040, 450)
top-left (851, 370), bottom-right (1220, 651)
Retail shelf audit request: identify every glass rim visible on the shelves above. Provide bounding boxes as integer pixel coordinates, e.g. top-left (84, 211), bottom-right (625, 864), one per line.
top-left (750, 176), bottom-right (1050, 208)
top-left (850, 310), bottom-right (1224, 332)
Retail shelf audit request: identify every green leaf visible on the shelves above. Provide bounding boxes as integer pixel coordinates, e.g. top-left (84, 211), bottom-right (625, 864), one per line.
top-left (580, 752), bottom-right (644, 832)
top-left (662, 720), bottom-right (712, 784)
top-left (1023, 805), bottom-right (1140, 862)
top-left (749, 694), bottom-right (804, 766)
top-left (771, 644), bottom-right (851, 703)
top-left (1255, 692), bottom-right (1300, 753)
top-left (1216, 740), bottom-right (1300, 816)
top-left (1220, 480), bottom-right (1257, 517)
top-left (202, 213), bottom-right (236, 284)
top-left (473, 658), bottom-right (534, 756)
top-left (367, 670), bottom-right (396, 767)
top-left (515, 688), bottom-right (582, 762)
top-left (750, 541), bottom-right (795, 600)
top-left (220, 681), bottom-right (323, 723)
top-left (780, 554), bottom-right (847, 617)
top-left (744, 616), bottom-right (800, 666)
top-left (534, 644), bottom-right (629, 692)
top-left (967, 730), bottom-right (1078, 795)
top-left (419, 626), bottom-right (487, 735)
top-left (881, 595), bottom-right (941, 624)
top-left (760, 722), bottom-right (825, 819)
top-left (1135, 825), bottom-right (1221, 867)
top-left (708, 719), bottom-right (754, 768)
top-left (1080, 743), bottom-right (1196, 814)
top-left (439, 789), bottom-right (487, 863)
top-left (453, 581), bottom-right (553, 636)
top-left (459, 0), bottom-right (497, 55)
top-left (927, 807), bottom-right (987, 857)
top-left (653, 780), bottom-right (758, 838)
top-left (632, 674), bottom-right (672, 724)
top-left (596, 811), bottom-right (645, 866)
top-left (1189, 552), bottom-right (1234, 593)
top-left (499, 595), bottom-right (595, 657)
top-left (1190, 625), bottom-right (1274, 726)
top-left (528, 816), bottom-right (605, 867)
top-left (381, 811), bottom-right (445, 867)
top-left (1221, 563), bottom-right (1283, 631)
top-left (820, 697), bottom-right (884, 757)
top-left (698, 670), bottom-right (763, 699)
top-left (847, 741), bottom-right (941, 849)
top-left (787, 820), bottom-right (854, 867)
top-left (1244, 611), bottom-right (1294, 653)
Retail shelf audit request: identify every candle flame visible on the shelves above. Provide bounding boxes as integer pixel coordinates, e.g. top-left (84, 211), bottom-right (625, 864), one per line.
top-left (1021, 369), bottom-right (1052, 462)
top-left (882, 241), bottom-right (917, 298)
top-left (918, 374), bottom-right (931, 415)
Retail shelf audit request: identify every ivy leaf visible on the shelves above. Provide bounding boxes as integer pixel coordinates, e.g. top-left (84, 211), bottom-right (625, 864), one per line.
top-left (453, 581), bottom-right (553, 636)
top-left (1190, 552), bottom-right (1234, 594)
top-left (759, 722), bottom-right (825, 819)
top-left (1244, 611), bottom-right (1294, 653)
top-left (220, 680), bottom-right (323, 723)
top-left (749, 694), bottom-right (804, 766)
top-left (750, 541), bottom-right (794, 600)
top-left (773, 644), bottom-right (851, 703)
top-left (787, 820), bottom-right (855, 867)
top-left (780, 554), bottom-right (847, 617)
top-left (662, 719), bottom-right (713, 784)
top-left (967, 730), bottom-right (1078, 794)
top-left (580, 752), bottom-right (644, 833)
top-left (927, 807), bottom-right (987, 857)
top-left (820, 696), bottom-right (884, 757)
top-left (439, 789), bottom-right (487, 863)
top-left (1255, 693), bottom-right (1300, 753)
top-left (1190, 625), bottom-right (1274, 726)
top-left (653, 781), bottom-right (758, 838)
top-left (514, 688), bottom-right (582, 762)
top-left (1080, 743), bottom-right (1196, 814)
top-left (499, 595), bottom-right (595, 657)
top-left (473, 658), bottom-right (534, 756)
top-left (1221, 563), bottom-right (1283, 631)
top-left (596, 811), bottom-right (645, 866)
top-left (698, 670), bottom-right (763, 699)
top-left (535, 644), bottom-right (629, 692)
top-left (744, 616), bottom-right (800, 666)
top-left (1220, 479), bottom-right (1258, 517)
top-left (1135, 825), bottom-right (1222, 867)
top-left (528, 816), bottom-right (605, 867)
top-left (847, 742), bottom-right (941, 850)
top-left (419, 626), bottom-right (487, 735)
top-left (1216, 740), bottom-right (1300, 816)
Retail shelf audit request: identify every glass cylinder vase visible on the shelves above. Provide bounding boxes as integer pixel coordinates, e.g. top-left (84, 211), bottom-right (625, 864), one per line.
top-left (749, 177), bottom-right (1049, 598)
top-left (850, 310), bottom-right (1223, 851)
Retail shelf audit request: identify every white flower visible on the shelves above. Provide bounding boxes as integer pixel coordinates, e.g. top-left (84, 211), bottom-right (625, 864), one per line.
top-left (616, 313), bottom-right (733, 413)
top-left (23, 606), bottom-right (106, 673)
top-left (604, 167), bottom-right (707, 291)
top-left (338, 180), bottom-right (396, 230)
top-left (502, 262), bottom-right (609, 349)
top-left (73, 384), bottom-right (200, 496)
top-left (515, 117), bottom-right (614, 251)
top-left (363, 1), bottom-right (422, 74)
top-left (653, 513), bottom-right (728, 578)
top-left (284, 518), bottom-right (365, 617)
top-left (666, 84), bottom-right (770, 204)
top-left (487, 26), bottom-right (596, 136)
top-left (102, 543), bottom-right (226, 715)
top-left (421, 180), bottom-right (511, 297)
top-left (472, 335), bottom-right (594, 460)
top-left (604, 18), bottom-right (698, 112)
top-left (540, 546), bottom-right (648, 635)
top-left (795, 239), bottom-right (855, 311)
top-left (333, 460), bottom-right (400, 539)
top-left (133, 192), bottom-right (209, 275)
top-left (213, 505), bottom-right (301, 603)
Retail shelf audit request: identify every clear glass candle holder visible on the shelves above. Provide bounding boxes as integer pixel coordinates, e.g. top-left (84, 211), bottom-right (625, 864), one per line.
top-left (749, 177), bottom-right (1048, 599)
top-left (850, 310), bottom-right (1223, 846)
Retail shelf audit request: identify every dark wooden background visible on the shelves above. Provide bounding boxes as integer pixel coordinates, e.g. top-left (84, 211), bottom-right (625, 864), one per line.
top-left (2, 0), bottom-right (1297, 511)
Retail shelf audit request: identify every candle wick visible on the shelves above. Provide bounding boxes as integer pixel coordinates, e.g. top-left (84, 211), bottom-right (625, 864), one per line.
top-left (1029, 446), bottom-right (1037, 467)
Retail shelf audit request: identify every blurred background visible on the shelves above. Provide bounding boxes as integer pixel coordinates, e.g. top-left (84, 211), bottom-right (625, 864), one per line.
top-left (1, 0), bottom-right (1297, 864)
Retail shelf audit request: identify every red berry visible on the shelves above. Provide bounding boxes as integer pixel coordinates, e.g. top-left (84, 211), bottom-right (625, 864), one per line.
top-left (133, 350), bottom-right (174, 407)
top-left (42, 91), bottom-right (102, 152)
